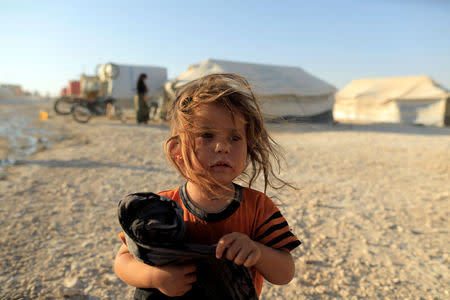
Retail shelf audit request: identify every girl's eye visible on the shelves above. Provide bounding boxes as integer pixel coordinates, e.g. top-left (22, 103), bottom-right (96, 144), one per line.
top-left (200, 132), bottom-right (213, 139)
top-left (231, 135), bottom-right (241, 141)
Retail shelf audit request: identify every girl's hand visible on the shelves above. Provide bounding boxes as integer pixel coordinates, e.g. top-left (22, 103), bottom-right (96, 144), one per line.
top-left (216, 232), bottom-right (261, 267)
top-left (152, 262), bottom-right (197, 297)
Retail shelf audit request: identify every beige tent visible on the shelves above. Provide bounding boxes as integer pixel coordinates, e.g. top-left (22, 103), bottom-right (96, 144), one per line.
top-left (334, 76), bottom-right (450, 126)
top-left (160, 58), bottom-right (336, 122)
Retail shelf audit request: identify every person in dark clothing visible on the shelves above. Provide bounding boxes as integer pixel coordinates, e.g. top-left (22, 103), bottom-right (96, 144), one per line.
top-left (135, 73), bottom-right (150, 124)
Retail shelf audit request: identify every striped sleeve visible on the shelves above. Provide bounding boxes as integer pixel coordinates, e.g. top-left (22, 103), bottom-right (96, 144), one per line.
top-left (254, 197), bottom-right (301, 252)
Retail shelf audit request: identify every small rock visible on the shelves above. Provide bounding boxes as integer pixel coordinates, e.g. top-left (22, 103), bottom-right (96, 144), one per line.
top-left (387, 223), bottom-right (397, 230)
top-left (64, 276), bottom-right (82, 289)
top-left (392, 278), bottom-right (401, 284)
top-left (82, 241), bottom-right (94, 248)
top-left (315, 286), bottom-right (326, 293)
top-left (84, 283), bottom-right (94, 293)
top-left (102, 273), bottom-right (119, 285)
top-left (333, 258), bottom-right (344, 266)
top-left (59, 276), bottom-right (85, 297)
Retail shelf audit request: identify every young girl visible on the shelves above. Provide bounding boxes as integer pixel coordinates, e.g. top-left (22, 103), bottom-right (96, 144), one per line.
top-left (114, 73), bottom-right (301, 298)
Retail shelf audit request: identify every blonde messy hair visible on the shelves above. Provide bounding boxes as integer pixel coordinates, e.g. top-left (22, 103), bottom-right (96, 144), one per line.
top-left (164, 73), bottom-right (290, 198)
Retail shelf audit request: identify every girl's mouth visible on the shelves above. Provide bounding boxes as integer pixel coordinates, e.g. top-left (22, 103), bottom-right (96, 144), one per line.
top-left (211, 161), bottom-right (231, 168)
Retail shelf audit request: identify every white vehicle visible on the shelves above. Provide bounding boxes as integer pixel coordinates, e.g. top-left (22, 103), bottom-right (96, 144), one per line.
top-left (97, 62), bottom-right (167, 109)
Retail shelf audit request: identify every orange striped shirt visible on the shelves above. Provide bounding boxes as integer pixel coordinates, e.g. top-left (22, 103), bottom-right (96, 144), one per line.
top-left (158, 184), bottom-right (301, 296)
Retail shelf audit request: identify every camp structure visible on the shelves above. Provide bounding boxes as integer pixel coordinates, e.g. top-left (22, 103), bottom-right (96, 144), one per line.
top-left (334, 76), bottom-right (450, 127)
top-left (160, 58), bottom-right (336, 122)
top-left (96, 62), bottom-right (167, 108)
top-left (0, 86), bottom-right (16, 99)
top-left (0, 84), bottom-right (23, 99)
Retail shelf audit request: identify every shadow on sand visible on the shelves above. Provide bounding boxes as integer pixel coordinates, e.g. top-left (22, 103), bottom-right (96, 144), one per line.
top-left (93, 121), bottom-right (169, 130)
top-left (15, 158), bottom-right (164, 172)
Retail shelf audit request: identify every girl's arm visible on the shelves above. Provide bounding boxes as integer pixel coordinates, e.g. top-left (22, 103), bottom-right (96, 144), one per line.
top-left (216, 232), bottom-right (295, 285)
top-left (114, 244), bottom-right (197, 297)
top-left (114, 244), bottom-right (155, 288)
top-left (254, 242), bottom-right (295, 285)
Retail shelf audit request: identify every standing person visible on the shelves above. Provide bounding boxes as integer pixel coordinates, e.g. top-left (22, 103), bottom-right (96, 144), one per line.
top-left (135, 73), bottom-right (150, 124)
top-left (114, 73), bottom-right (301, 298)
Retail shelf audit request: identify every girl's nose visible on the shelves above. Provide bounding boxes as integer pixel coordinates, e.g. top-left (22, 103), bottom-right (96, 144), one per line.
top-left (215, 139), bottom-right (231, 153)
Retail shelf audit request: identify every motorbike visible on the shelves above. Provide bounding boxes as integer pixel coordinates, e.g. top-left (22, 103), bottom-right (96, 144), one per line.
top-left (70, 96), bottom-right (125, 124)
top-left (53, 96), bottom-right (125, 123)
top-left (54, 96), bottom-right (79, 115)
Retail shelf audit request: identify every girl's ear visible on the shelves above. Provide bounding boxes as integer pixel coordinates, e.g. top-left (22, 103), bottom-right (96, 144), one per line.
top-left (169, 139), bottom-right (183, 164)
top-left (174, 152), bottom-right (183, 163)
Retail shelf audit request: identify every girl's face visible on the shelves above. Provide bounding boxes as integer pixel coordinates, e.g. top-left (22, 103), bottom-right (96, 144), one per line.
top-left (191, 102), bottom-right (247, 187)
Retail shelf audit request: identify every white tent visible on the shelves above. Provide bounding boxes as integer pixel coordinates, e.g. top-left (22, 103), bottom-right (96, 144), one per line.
top-left (162, 58), bottom-right (336, 121)
top-left (334, 76), bottom-right (450, 127)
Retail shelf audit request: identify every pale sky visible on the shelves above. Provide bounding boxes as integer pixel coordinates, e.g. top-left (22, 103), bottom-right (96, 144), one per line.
top-left (1, 0), bottom-right (449, 96)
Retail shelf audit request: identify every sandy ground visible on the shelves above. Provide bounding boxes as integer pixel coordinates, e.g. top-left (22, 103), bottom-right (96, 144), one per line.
top-left (1, 102), bottom-right (449, 299)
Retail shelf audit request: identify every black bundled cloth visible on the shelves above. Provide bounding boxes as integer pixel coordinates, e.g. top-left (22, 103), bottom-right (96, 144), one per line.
top-left (118, 192), bottom-right (258, 300)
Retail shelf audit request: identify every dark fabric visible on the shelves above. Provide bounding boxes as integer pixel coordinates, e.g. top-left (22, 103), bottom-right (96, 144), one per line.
top-left (118, 192), bottom-right (258, 300)
top-left (135, 78), bottom-right (149, 123)
top-left (134, 257), bottom-right (256, 300)
top-left (135, 94), bottom-right (149, 124)
top-left (137, 79), bottom-right (148, 95)
top-left (118, 192), bottom-right (215, 266)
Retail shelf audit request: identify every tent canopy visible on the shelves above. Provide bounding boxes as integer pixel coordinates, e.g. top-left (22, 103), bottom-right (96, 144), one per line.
top-left (334, 75), bottom-right (450, 126)
top-left (162, 58), bottom-right (336, 121)
top-left (172, 58), bottom-right (335, 96)
top-left (336, 76), bottom-right (448, 104)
